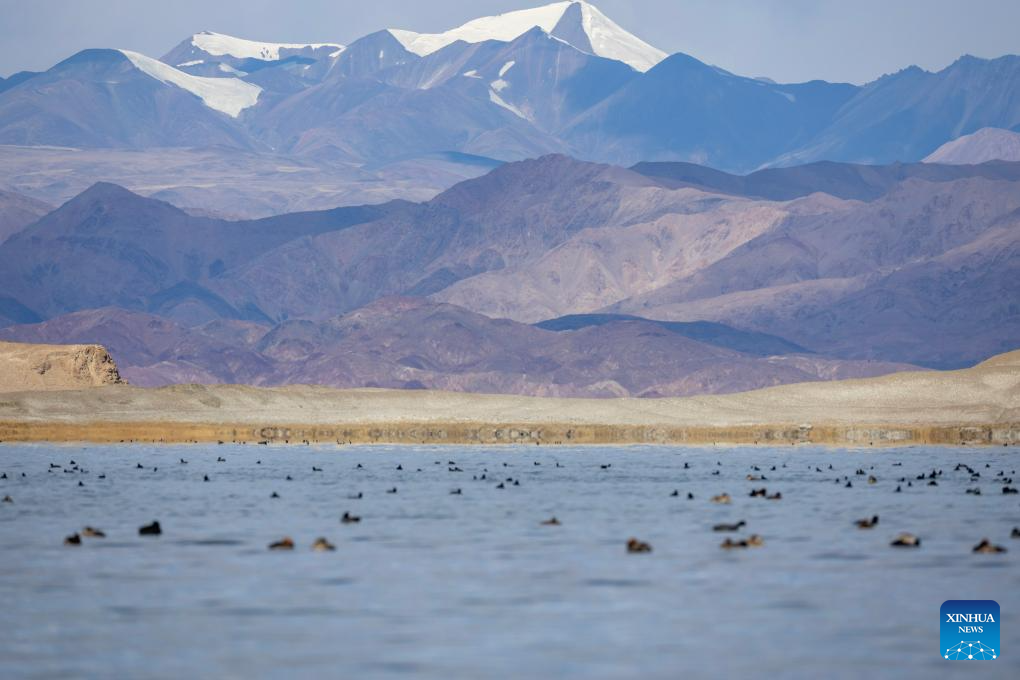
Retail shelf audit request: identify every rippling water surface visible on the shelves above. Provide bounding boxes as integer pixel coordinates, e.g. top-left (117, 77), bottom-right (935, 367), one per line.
top-left (1, 444), bottom-right (1018, 679)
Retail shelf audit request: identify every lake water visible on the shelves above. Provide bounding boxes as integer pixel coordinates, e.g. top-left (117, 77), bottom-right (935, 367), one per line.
top-left (0, 443), bottom-right (1018, 679)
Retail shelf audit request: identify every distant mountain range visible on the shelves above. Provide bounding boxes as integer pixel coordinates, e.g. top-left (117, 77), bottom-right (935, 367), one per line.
top-left (1, 1), bottom-right (1019, 175)
top-left (0, 1), bottom-right (1017, 396)
top-left (0, 153), bottom-right (1016, 393)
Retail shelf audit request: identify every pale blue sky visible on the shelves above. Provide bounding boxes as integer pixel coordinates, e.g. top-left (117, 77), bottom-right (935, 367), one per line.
top-left (2, 0), bottom-right (1019, 84)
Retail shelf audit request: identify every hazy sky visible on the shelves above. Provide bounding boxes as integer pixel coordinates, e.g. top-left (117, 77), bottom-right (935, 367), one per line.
top-left (2, 0), bottom-right (1019, 84)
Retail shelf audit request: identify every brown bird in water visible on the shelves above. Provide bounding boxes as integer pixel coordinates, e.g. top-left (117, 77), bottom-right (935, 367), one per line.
top-left (721, 534), bottom-right (764, 549)
top-left (541, 517), bottom-right (561, 526)
top-left (64, 533), bottom-right (82, 546)
top-left (868, 476), bottom-right (878, 484)
top-left (855, 515), bottom-right (879, 529)
top-left (312, 537), bottom-right (336, 552)
top-left (269, 537), bottom-right (295, 550)
top-left (341, 512), bottom-right (361, 524)
top-left (891, 533), bottom-right (921, 547)
top-left (710, 493), bottom-right (731, 504)
top-left (972, 539), bottom-right (1007, 554)
top-left (767, 492), bottom-right (782, 500)
top-left (626, 538), bottom-right (652, 553)
top-left (82, 526), bottom-right (106, 538)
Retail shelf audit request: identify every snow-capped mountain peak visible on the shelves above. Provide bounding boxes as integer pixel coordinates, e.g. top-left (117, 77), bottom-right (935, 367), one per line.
top-left (188, 32), bottom-right (344, 61)
top-left (118, 50), bottom-right (262, 117)
top-left (389, 1), bottom-right (666, 72)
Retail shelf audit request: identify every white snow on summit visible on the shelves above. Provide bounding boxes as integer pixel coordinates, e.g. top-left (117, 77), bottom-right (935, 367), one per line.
top-left (119, 50), bottom-right (262, 117)
top-left (190, 32), bottom-right (344, 61)
top-left (389, 1), bottom-right (665, 72)
top-left (924, 127), bottom-right (1020, 164)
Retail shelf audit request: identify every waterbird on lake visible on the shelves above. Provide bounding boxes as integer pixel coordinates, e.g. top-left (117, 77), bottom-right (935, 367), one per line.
top-left (1004, 487), bottom-right (1019, 494)
top-left (868, 476), bottom-right (878, 484)
top-left (387, 487), bottom-right (398, 494)
top-left (312, 467), bottom-right (322, 472)
top-left (1011, 527), bottom-right (1020, 538)
top-left (2, 495), bottom-right (11, 503)
top-left (82, 527), bottom-right (105, 538)
top-left (203, 475), bottom-right (210, 482)
top-left (767, 492), bottom-right (782, 500)
top-left (711, 493), bottom-right (731, 504)
top-left (135, 463), bottom-right (143, 469)
top-left (180, 458), bottom-right (187, 464)
top-left (348, 492), bottom-right (363, 499)
top-left (713, 521), bottom-right (746, 532)
top-left (64, 533), bottom-right (81, 546)
top-left (217, 457), bottom-right (225, 462)
top-left (312, 537), bottom-right (336, 552)
top-left (973, 539), bottom-right (1007, 554)
top-left (749, 488), bottom-right (766, 498)
top-left (855, 515), bottom-right (879, 529)
top-left (269, 537), bottom-right (294, 550)
top-left (541, 517), bottom-right (561, 526)
top-left (341, 512), bottom-right (361, 523)
top-left (891, 533), bottom-right (921, 547)
top-left (139, 521), bottom-right (162, 536)
top-left (271, 492), bottom-right (279, 498)
top-left (670, 490), bottom-right (679, 497)
top-left (626, 538), bottom-right (652, 553)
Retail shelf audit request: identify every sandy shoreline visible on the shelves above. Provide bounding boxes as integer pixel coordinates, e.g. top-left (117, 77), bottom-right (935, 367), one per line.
top-left (1, 349), bottom-right (1018, 446)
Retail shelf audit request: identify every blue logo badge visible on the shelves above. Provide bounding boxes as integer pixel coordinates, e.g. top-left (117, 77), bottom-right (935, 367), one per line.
top-left (941, 600), bottom-right (999, 660)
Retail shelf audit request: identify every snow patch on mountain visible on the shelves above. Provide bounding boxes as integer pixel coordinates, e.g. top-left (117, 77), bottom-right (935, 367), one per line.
top-left (119, 50), bottom-right (262, 117)
top-left (489, 89), bottom-right (531, 120)
top-left (190, 32), bottom-right (344, 61)
top-left (389, 1), bottom-right (665, 72)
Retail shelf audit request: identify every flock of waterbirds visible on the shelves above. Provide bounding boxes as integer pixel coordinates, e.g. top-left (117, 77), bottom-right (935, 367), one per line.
top-left (1, 449), bottom-right (1018, 555)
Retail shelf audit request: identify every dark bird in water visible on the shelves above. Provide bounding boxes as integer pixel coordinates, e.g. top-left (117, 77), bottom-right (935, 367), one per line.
top-left (713, 520), bottom-right (746, 532)
top-left (891, 533), bottom-right (920, 547)
top-left (2, 495), bottom-right (12, 503)
top-left (749, 488), bottom-right (766, 498)
top-left (348, 492), bottom-right (363, 500)
top-left (136, 463), bottom-right (143, 469)
top-left (180, 458), bottom-right (187, 464)
top-left (217, 457), bottom-right (226, 463)
top-left (496, 482), bottom-right (505, 489)
top-left (687, 493), bottom-right (694, 500)
top-left (82, 527), bottom-right (105, 538)
top-left (670, 490), bottom-right (679, 497)
top-left (845, 481), bottom-right (853, 488)
top-left (1004, 487), bottom-right (1019, 495)
top-left (341, 512), bottom-right (361, 524)
top-left (895, 485), bottom-right (902, 493)
top-left (386, 487), bottom-right (398, 494)
top-left (396, 465), bottom-right (403, 471)
top-left (269, 537), bottom-right (294, 551)
top-left (203, 475), bottom-right (210, 482)
top-left (627, 538), bottom-right (652, 553)
top-left (270, 492), bottom-right (280, 498)
top-left (973, 539), bottom-right (1007, 554)
top-left (312, 537), bottom-right (336, 552)
top-left (64, 533), bottom-right (81, 546)
top-left (767, 492), bottom-right (782, 500)
top-left (721, 535), bottom-right (764, 549)
top-left (139, 521), bottom-right (162, 536)
top-left (600, 464), bottom-right (611, 470)
top-left (1011, 527), bottom-right (1020, 539)
top-left (286, 476), bottom-right (293, 481)
top-left (312, 467), bottom-right (323, 472)
top-left (450, 488), bottom-right (462, 495)
top-left (77, 481), bottom-right (84, 487)
top-left (541, 517), bottom-right (561, 526)
top-left (855, 515), bottom-right (879, 529)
